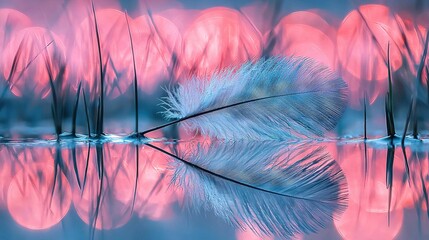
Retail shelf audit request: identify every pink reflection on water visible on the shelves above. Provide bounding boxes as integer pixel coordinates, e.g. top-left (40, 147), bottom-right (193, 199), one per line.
top-left (336, 144), bottom-right (410, 213)
top-left (134, 145), bottom-right (183, 221)
top-left (334, 201), bottom-right (403, 240)
top-left (0, 140), bottom-right (427, 238)
top-left (5, 148), bottom-right (71, 230)
top-left (64, 142), bottom-right (182, 229)
top-left (402, 150), bottom-right (429, 210)
top-left (235, 226), bottom-right (303, 240)
top-left (1, 147), bottom-right (54, 208)
top-left (0, 146), bottom-right (13, 208)
top-left (235, 229), bottom-right (276, 240)
top-left (71, 143), bottom-right (135, 230)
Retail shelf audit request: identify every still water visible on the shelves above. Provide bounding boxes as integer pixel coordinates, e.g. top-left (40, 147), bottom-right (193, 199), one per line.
top-left (0, 138), bottom-right (428, 240)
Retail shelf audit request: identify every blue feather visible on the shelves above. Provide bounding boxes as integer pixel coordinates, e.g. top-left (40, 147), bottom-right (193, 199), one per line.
top-left (169, 140), bottom-right (348, 239)
top-left (162, 57), bottom-right (348, 140)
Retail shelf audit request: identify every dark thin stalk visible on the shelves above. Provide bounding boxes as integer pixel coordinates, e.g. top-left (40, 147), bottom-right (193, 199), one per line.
top-left (413, 115), bottom-right (419, 139)
top-left (44, 42), bottom-right (64, 137)
top-left (393, 15), bottom-right (415, 65)
top-left (386, 143), bottom-right (395, 226)
top-left (385, 94), bottom-right (395, 137)
top-left (49, 146), bottom-right (67, 212)
top-left (51, 82), bottom-right (61, 138)
top-left (412, 98), bottom-right (418, 139)
top-left (387, 44), bottom-right (393, 112)
top-left (6, 40), bottom-right (25, 83)
top-left (415, 31), bottom-right (429, 94)
top-left (125, 12), bottom-right (139, 134)
top-left (388, 182), bottom-right (392, 226)
top-left (72, 145), bottom-right (82, 189)
top-left (131, 145), bottom-right (139, 212)
top-left (385, 44), bottom-right (395, 137)
top-left (384, 94), bottom-right (392, 137)
top-left (95, 144), bottom-right (103, 180)
top-left (138, 89), bottom-right (339, 137)
top-left (108, 60), bottom-right (125, 94)
top-left (91, 1), bottom-right (104, 137)
top-left (47, 67), bottom-right (60, 137)
top-left (95, 59), bottom-right (109, 137)
top-left (411, 31), bottom-right (429, 139)
top-left (2, 38), bottom-right (48, 108)
top-left (50, 103), bottom-right (60, 139)
top-left (81, 143), bottom-right (91, 193)
top-left (72, 81), bottom-right (82, 136)
top-left (420, 173), bottom-right (429, 219)
top-left (90, 166), bottom-right (103, 240)
top-left (1, 40), bottom-right (25, 106)
top-left (96, 97), bottom-right (101, 137)
top-left (90, 144), bottom-right (104, 239)
top-left (363, 92), bottom-right (367, 140)
top-left (386, 143), bottom-right (394, 189)
top-left (415, 151), bottom-right (429, 219)
top-left (49, 157), bottom-right (59, 208)
top-left (363, 142), bottom-right (368, 187)
top-left (11, 40), bottom-right (55, 90)
top-left (60, 86), bottom-right (68, 132)
top-left (402, 98), bottom-right (415, 145)
top-left (426, 66), bottom-right (429, 105)
top-left (146, 10), bottom-right (173, 57)
top-left (400, 145), bottom-right (410, 186)
top-left (356, 9), bottom-right (388, 64)
top-left (82, 88), bottom-right (91, 137)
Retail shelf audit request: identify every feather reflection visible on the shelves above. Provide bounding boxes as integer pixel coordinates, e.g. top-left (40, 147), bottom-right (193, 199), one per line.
top-left (167, 140), bottom-right (348, 239)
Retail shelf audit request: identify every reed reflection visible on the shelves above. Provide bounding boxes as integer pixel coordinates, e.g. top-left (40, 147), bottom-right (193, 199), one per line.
top-left (0, 139), bottom-right (429, 239)
top-left (0, 140), bottom-right (346, 239)
top-left (335, 143), bottom-right (410, 213)
top-left (1, 146), bottom-right (71, 230)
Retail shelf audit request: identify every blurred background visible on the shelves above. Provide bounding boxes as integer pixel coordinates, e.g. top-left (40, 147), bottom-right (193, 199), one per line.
top-left (1, 1), bottom-right (429, 240)
top-left (1, 0), bottom-right (429, 138)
